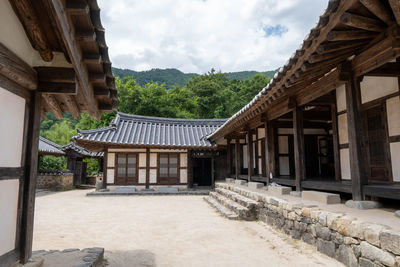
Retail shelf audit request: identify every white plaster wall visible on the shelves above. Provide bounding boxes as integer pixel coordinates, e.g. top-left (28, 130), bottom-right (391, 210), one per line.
top-left (360, 76), bottom-right (398, 104)
top-left (107, 153), bottom-right (115, 167)
top-left (180, 169), bottom-right (187, 183)
top-left (279, 157), bottom-right (290, 176)
top-left (216, 138), bottom-right (227, 145)
top-left (258, 158), bottom-right (262, 175)
top-left (0, 88), bottom-right (25, 167)
top-left (150, 169), bottom-right (157, 183)
top-left (386, 96), bottom-right (400, 137)
top-left (0, 179), bottom-right (19, 255)
top-left (390, 142), bottom-right (400, 182)
top-left (243, 145), bottom-right (248, 168)
top-left (278, 136), bottom-right (289, 154)
top-left (258, 128), bottom-right (265, 139)
top-left (278, 128), bottom-right (293, 135)
top-left (180, 153), bottom-right (187, 167)
top-left (277, 128), bottom-right (326, 135)
top-left (338, 113), bottom-right (348, 144)
top-left (336, 84), bottom-right (347, 112)
top-left (139, 153), bottom-right (146, 167)
top-left (340, 149), bottom-right (351, 180)
top-left (258, 141), bottom-right (262, 156)
top-left (150, 149), bottom-right (186, 153)
top-left (139, 169), bottom-right (146, 183)
top-left (149, 153), bottom-right (157, 167)
top-left (109, 148), bottom-right (146, 153)
top-left (107, 169), bottom-right (114, 184)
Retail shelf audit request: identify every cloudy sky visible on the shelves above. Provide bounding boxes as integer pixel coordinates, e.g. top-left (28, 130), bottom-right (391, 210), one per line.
top-left (98, 0), bottom-right (329, 74)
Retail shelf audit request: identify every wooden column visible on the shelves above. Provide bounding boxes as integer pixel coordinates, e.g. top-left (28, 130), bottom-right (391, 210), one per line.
top-left (145, 148), bottom-right (150, 189)
top-left (247, 129), bottom-right (254, 182)
top-left (226, 137), bottom-right (232, 177)
top-left (255, 129), bottom-right (259, 175)
top-left (345, 74), bottom-right (367, 200)
top-left (293, 107), bottom-right (305, 192)
top-left (235, 138), bottom-right (240, 179)
top-left (264, 118), bottom-right (276, 185)
top-left (187, 151), bottom-right (193, 188)
top-left (102, 149), bottom-right (108, 189)
top-left (20, 91), bottom-right (42, 263)
top-left (331, 103), bottom-right (342, 181)
top-left (211, 156), bottom-right (215, 189)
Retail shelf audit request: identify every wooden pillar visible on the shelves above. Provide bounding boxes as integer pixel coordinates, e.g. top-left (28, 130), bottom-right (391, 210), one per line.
top-left (20, 91), bottom-right (42, 263)
top-left (331, 103), bottom-right (342, 181)
top-left (293, 107), bottom-right (305, 192)
top-left (255, 129), bottom-right (259, 175)
top-left (264, 118), bottom-right (276, 185)
top-left (187, 150), bottom-right (193, 188)
top-left (235, 138), bottom-right (240, 179)
top-left (145, 148), bottom-right (150, 189)
top-left (247, 129), bottom-right (254, 182)
top-left (102, 149), bottom-right (107, 189)
top-left (226, 137), bottom-right (232, 177)
top-left (345, 74), bottom-right (367, 200)
top-left (211, 156), bottom-right (215, 189)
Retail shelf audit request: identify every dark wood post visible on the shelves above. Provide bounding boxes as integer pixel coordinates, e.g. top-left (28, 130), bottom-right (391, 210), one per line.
top-left (247, 129), bottom-right (254, 182)
top-left (235, 137), bottom-right (240, 179)
top-left (211, 156), bottom-right (215, 189)
top-left (255, 128), bottom-right (259, 175)
top-left (345, 74), bottom-right (367, 200)
top-left (264, 117), bottom-right (276, 185)
top-left (331, 103), bottom-right (342, 181)
top-left (102, 148), bottom-right (107, 189)
top-left (226, 137), bottom-right (232, 177)
top-left (293, 107), bottom-right (305, 192)
top-left (145, 148), bottom-right (150, 189)
top-left (20, 91), bottom-right (42, 263)
top-left (187, 150), bottom-right (193, 188)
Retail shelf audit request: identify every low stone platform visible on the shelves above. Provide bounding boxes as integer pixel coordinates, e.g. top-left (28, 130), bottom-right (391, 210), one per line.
top-left (248, 182), bottom-right (264, 189)
top-left (21, 248), bottom-right (104, 267)
top-left (87, 188), bottom-right (209, 196)
top-left (267, 185), bottom-right (292, 195)
top-left (302, 190), bottom-right (340, 204)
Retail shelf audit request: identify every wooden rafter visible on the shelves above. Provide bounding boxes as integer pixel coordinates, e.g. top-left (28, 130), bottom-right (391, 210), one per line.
top-left (327, 30), bottom-right (375, 41)
top-left (359, 0), bottom-right (393, 25)
top-left (42, 94), bottom-right (63, 118)
top-left (61, 95), bottom-right (80, 119)
top-left (389, 0), bottom-right (400, 25)
top-left (340, 12), bottom-right (386, 32)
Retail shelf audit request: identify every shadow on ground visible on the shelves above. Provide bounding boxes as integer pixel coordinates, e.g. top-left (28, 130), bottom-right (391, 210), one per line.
top-left (105, 250), bottom-right (156, 267)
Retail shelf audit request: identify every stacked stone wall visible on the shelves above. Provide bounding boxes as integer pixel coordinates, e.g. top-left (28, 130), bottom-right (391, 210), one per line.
top-left (37, 174), bottom-right (74, 191)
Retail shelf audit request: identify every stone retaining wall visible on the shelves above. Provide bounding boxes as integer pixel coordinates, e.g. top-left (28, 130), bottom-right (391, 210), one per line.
top-left (37, 174), bottom-right (74, 191)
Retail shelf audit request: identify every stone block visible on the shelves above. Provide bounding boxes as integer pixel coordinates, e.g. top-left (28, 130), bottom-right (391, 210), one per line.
top-left (331, 232), bottom-right (344, 245)
top-left (359, 257), bottom-right (379, 267)
top-left (302, 232), bottom-right (316, 245)
top-left (225, 178), bottom-right (235, 183)
top-left (235, 179), bottom-right (247, 186)
top-left (395, 210), bottom-right (400, 218)
top-left (345, 200), bottom-right (382, 210)
top-left (248, 182), bottom-right (263, 189)
top-left (315, 224), bottom-right (331, 240)
top-left (157, 187), bottom-right (178, 193)
top-left (344, 237), bottom-right (359, 245)
top-left (267, 185), bottom-right (291, 195)
top-left (379, 230), bottom-right (400, 255)
top-left (291, 230), bottom-right (301, 240)
top-left (363, 223), bottom-right (387, 247)
top-left (316, 238), bottom-right (336, 258)
top-left (336, 244), bottom-right (358, 267)
top-left (360, 241), bottom-right (396, 267)
top-left (290, 191), bottom-right (302, 197)
top-left (302, 190), bottom-right (340, 204)
top-left (114, 186), bottom-right (136, 193)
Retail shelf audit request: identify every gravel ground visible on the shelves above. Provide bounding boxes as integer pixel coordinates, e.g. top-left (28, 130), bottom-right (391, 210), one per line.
top-left (33, 190), bottom-right (343, 267)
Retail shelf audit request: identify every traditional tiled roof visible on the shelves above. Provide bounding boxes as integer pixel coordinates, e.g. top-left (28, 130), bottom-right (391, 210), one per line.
top-left (38, 137), bottom-right (65, 156)
top-left (62, 142), bottom-right (104, 158)
top-left (74, 112), bottom-right (227, 149)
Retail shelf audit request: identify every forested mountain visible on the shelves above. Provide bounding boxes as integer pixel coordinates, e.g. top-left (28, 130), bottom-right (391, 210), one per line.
top-left (112, 67), bottom-right (276, 88)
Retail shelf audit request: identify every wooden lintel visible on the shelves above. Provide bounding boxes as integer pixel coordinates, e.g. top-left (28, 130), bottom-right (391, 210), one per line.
top-left (327, 30), bottom-right (375, 41)
top-left (35, 67), bottom-right (75, 83)
top-left (89, 73), bottom-right (106, 83)
top-left (340, 12), bottom-right (386, 32)
top-left (359, 0), bottom-right (393, 25)
top-left (38, 82), bottom-right (77, 95)
top-left (389, 0), bottom-right (400, 25)
top-left (75, 31), bottom-right (96, 42)
top-left (83, 54), bottom-right (101, 64)
top-left (66, 2), bottom-right (89, 15)
top-left (94, 88), bottom-right (110, 96)
top-left (0, 42), bottom-right (37, 90)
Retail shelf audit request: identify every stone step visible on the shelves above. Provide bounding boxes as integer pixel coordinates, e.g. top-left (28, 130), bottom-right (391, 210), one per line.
top-left (302, 190), bottom-right (340, 205)
top-left (215, 182), bottom-right (267, 202)
top-left (204, 196), bottom-right (239, 220)
top-left (215, 187), bottom-right (260, 211)
top-left (209, 192), bottom-right (254, 220)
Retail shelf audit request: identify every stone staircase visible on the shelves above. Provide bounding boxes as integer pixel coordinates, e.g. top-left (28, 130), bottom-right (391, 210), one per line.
top-left (204, 182), bottom-right (262, 220)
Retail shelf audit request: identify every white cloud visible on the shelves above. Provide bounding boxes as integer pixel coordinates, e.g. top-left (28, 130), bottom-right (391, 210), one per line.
top-left (98, 0), bottom-right (328, 73)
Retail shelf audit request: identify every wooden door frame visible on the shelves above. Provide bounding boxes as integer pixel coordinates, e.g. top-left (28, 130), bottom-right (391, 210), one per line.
top-left (157, 152), bottom-right (180, 185)
top-left (114, 153), bottom-right (139, 185)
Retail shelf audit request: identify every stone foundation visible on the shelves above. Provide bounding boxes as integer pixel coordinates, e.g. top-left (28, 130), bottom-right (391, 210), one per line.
top-left (37, 173), bottom-right (73, 191)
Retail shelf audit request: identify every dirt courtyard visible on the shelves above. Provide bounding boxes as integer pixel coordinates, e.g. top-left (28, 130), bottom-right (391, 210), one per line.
top-left (33, 190), bottom-right (343, 267)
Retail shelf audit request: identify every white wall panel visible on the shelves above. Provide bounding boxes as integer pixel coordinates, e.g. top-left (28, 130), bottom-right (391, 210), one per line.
top-left (360, 76), bottom-right (398, 104)
top-left (180, 153), bottom-right (187, 167)
top-left (390, 142), bottom-right (400, 182)
top-left (150, 169), bottom-right (157, 183)
top-left (150, 153), bottom-right (157, 167)
top-left (180, 169), bottom-right (187, 183)
top-left (340, 149), bottom-right (351, 180)
top-left (258, 158), bottom-right (262, 175)
top-left (0, 88), bottom-right (25, 167)
top-left (0, 180), bottom-right (19, 255)
top-left (243, 145), bottom-right (248, 168)
top-left (139, 169), bottom-right (146, 183)
top-left (107, 169), bottom-right (114, 184)
top-left (279, 157), bottom-right (290, 176)
top-left (139, 153), bottom-right (147, 167)
top-left (278, 136), bottom-right (289, 154)
top-left (336, 84), bottom-right (346, 112)
top-left (338, 114), bottom-right (348, 144)
top-left (258, 128), bottom-right (265, 139)
top-left (386, 96), bottom-right (400, 137)
top-left (107, 153), bottom-right (115, 167)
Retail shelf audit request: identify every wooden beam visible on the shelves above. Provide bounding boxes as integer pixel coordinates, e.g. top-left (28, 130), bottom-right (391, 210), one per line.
top-left (359, 0), bottom-right (393, 25)
top-left (42, 94), bottom-right (63, 119)
top-left (340, 12), bottom-right (386, 32)
top-left (98, 103), bottom-right (113, 111)
top-left (89, 73), bottom-right (106, 83)
top-left (327, 30), bottom-right (375, 41)
top-left (35, 67), bottom-right (75, 83)
top-left (293, 107), bottom-right (305, 192)
top-left (227, 137), bottom-right (232, 176)
top-left (308, 49), bottom-right (355, 64)
top-left (20, 91), bottom-right (42, 263)
top-left (8, 0), bottom-right (53, 61)
top-left (61, 95), bottom-right (80, 119)
top-left (0, 42), bottom-right (37, 90)
top-left (83, 54), bottom-right (101, 64)
top-left (46, 0), bottom-right (100, 119)
top-left (235, 138), bottom-right (240, 180)
top-left (93, 88), bottom-right (110, 96)
top-left (75, 31), bottom-right (96, 42)
top-left (331, 103), bottom-right (342, 181)
top-left (365, 62), bottom-right (400, 76)
top-left (247, 129), bottom-right (254, 182)
top-left (344, 68), bottom-right (368, 200)
top-left (389, 0), bottom-right (400, 25)
top-left (38, 82), bottom-right (77, 95)
top-left (66, 2), bottom-right (89, 15)
top-left (316, 40), bottom-right (366, 54)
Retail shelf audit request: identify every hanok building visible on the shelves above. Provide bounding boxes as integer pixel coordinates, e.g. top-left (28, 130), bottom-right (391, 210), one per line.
top-left (209, 0), bottom-right (400, 201)
top-left (74, 113), bottom-right (227, 189)
top-left (38, 136), bottom-right (66, 157)
top-left (0, 0), bottom-right (116, 265)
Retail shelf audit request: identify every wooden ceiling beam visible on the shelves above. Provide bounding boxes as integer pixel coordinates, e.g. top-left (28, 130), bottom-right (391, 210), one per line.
top-left (93, 88), bottom-right (110, 96)
top-left (340, 12), bottom-right (386, 32)
top-left (61, 95), bottom-right (80, 119)
top-left (365, 62), bottom-right (400, 76)
top-left (359, 0), bottom-right (393, 25)
top-left (389, 0), bottom-right (400, 25)
top-left (75, 31), bottom-right (96, 42)
top-left (35, 67), bottom-right (75, 83)
top-left (66, 2), bottom-right (89, 16)
top-left (308, 49), bottom-right (355, 64)
top-left (42, 94), bottom-right (63, 118)
top-left (83, 54), bottom-right (102, 64)
top-left (89, 73), bottom-right (106, 83)
top-left (316, 40), bottom-right (366, 54)
top-left (38, 82), bottom-right (77, 94)
top-left (327, 30), bottom-right (375, 41)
